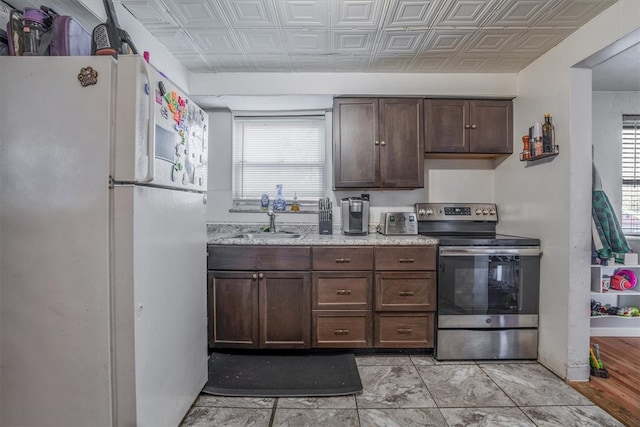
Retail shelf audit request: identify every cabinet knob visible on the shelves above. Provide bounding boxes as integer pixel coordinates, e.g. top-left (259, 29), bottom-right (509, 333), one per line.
top-left (334, 329), bottom-right (350, 335)
top-left (252, 273), bottom-right (258, 280)
top-left (335, 258), bottom-right (351, 263)
top-left (380, 141), bottom-right (386, 146)
top-left (398, 291), bottom-right (414, 296)
top-left (336, 289), bottom-right (352, 295)
top-left (471, 124), bottom-right (477, 129)
top-left (398, 258), bottom-right (415, 263)
top-left (397, 328), bottom-right (412, 335)
top-left (375, 140), bottom-right (380, 145)
top-left (465, 124), bottom-right (471, 129)
top-left (258, 272), bottom-right (264, 279)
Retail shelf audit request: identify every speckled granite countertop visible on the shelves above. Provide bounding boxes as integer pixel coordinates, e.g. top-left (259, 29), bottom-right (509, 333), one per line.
top-left (207, 223), bottom-right (438, 246)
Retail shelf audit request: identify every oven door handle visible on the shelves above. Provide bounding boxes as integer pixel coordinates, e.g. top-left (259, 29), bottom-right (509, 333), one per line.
top-left (439, 246), bottom-right (542, 256)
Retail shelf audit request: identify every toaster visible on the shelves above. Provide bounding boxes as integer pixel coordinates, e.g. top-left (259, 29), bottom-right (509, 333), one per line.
top-left (377, 212), bottom-right (418, 235)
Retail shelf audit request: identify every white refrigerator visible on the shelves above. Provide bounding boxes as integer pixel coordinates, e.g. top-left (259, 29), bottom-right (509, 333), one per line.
top-left (0, 55), bottom-right (209, 426)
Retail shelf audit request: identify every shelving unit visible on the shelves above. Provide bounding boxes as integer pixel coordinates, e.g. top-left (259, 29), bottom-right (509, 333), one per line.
top-left (519, 145), bottom-right (559, 162)
top-left (590, 265), bottom-right (640, 337)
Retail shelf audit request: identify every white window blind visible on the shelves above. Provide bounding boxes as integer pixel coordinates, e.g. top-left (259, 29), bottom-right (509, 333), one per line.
top-left (232, 115), bottom-right (326, 205)
top-left (621, 114), bottom-right (640, 234)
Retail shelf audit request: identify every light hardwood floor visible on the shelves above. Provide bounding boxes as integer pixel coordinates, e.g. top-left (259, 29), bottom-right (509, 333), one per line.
top-left (569, 337), bottom-right (640, 427)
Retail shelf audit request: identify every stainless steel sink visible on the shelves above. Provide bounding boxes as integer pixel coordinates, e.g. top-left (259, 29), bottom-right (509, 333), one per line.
top-left (227, 231), bottom-right (304, 239)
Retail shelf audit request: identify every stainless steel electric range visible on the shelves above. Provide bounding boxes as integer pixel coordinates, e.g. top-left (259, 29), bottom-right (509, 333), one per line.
top-left (415, 203), bottom-right (542, 360)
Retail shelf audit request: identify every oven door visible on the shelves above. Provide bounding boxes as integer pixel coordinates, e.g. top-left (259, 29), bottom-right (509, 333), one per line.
top-left (438, 246), bottom-right (541, 328)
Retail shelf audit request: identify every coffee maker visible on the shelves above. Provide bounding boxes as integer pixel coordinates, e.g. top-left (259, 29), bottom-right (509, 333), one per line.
top-left (340, 197), bottom-right (369, 235)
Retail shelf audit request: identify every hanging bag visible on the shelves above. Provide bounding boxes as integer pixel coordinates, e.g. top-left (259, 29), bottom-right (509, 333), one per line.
top-left (5, 5), bottom-right (91, 56)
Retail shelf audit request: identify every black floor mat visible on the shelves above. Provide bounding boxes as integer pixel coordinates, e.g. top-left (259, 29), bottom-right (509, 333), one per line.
top-left (202, 351), bottom-right (363, 397)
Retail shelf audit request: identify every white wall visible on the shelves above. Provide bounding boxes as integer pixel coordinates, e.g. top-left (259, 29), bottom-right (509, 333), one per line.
top-left (495, 1), bottom-right (640, 380)
top-left (593, 91), bottom-right (640, 218)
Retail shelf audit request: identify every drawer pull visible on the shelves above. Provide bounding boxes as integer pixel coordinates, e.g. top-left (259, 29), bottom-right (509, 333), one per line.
top-left (334, 329), bottom-right (350, 335)
top-left (398, 258), bottom-right (415, 263)
top-left (398, 291), bottom-right (414, 297)
top-left (397, 328), bottom-right (412, 335)
top-left (336, 289), bottom-right (352, 295)
top-left (335, 258), bottom-right (351, 263)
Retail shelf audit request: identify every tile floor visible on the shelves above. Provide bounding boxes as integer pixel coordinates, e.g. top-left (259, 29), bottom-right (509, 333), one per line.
top-left (180, 354), bottom-right (623, 427)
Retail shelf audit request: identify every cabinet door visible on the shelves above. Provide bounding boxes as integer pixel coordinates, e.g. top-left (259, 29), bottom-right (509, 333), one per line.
top-left (424, 99), bottom-right (468, 153)
top-left (469, 100), bottom-right (513, 154)
top-left (379, 98), bottom-right (425, 188)
top-left (208, 271), bottom-right (259, 348)
top-left (333, 98), bottom-right (379, 188)
top-left (260, 271), bottom-right (311, 348)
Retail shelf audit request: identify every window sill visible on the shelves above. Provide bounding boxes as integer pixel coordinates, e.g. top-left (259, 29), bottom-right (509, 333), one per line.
top-left (229, 208), bottom-right (319, 214)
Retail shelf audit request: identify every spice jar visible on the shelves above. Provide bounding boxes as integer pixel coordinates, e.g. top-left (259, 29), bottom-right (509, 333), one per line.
top-left (522, 135), bottom-right (530, 159)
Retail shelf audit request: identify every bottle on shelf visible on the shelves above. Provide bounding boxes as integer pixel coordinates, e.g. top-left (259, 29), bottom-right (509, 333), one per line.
top-left (542, 113), bottom-right (555, 153)
top-left (260, 193), bottom-right (270, 211)
top-left (273, 184), bottom-right (286, 211)
top-left (291, 193), bottom-right (300, 212)
top-left (521, 135), bottom-right (530, 160)
top-left (532, 121), bottom-right (543, 157)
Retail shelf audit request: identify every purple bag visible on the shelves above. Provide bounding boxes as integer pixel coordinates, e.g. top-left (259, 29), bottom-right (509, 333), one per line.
top-left (5, 6), bottom-right (91, 56)
top-left (0, 29), bottom-right (9, 56)
top-left (41, 14), bottom-right (92, 56)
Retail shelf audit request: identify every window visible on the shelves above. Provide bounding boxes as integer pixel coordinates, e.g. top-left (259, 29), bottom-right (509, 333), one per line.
top-left (232, 114), bottom-right (326, 208)
top-left (621, 114), bottom-right (640, 234)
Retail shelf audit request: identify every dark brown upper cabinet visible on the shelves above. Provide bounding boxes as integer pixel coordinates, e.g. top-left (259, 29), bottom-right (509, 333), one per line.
top-left (424, 99), bottom-right (513, 157)
top-left (333, 98), bottom-right (424, 189)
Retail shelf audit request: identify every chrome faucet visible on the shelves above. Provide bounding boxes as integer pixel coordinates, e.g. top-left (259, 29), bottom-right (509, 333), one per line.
top-left (267, 210), bottom-right (277, 233)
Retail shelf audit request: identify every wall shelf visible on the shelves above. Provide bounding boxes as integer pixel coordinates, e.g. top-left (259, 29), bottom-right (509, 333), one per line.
top-left (519, 145), bottom-right (559, 162)
top-left (590, 264), bottom-right (640, 336)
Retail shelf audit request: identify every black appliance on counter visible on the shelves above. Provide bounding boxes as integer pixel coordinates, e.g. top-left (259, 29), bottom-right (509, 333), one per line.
top-left (415, 203), bottom-right (542, 360)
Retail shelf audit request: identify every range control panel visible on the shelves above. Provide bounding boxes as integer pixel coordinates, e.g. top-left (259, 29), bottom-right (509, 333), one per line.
top-left (415, 203), bottom-right (498, 222)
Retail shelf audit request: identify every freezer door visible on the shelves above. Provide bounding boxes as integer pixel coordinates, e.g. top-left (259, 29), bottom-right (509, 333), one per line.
top-left (113, 56), bottom-right (208, 192)
top-left (112, 185), bottom-right (208, 427)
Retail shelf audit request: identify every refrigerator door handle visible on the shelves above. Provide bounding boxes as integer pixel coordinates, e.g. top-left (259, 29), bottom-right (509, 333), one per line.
top-left (137, 60), bottom-right (155, 183)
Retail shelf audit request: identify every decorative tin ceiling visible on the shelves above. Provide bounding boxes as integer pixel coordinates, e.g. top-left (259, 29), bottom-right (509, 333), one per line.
top-left (118, 0), bottom-right (617, 73)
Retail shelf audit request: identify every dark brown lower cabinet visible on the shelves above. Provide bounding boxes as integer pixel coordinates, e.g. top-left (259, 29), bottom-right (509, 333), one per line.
top-left (260, 272), bottom-right (311, 348)
top-left (208, 271), bottom-right (259, 348)
top-left (373, 246), bottom-right (437, 349)
top-left (311, 247), bottom-right (374, 347)
top-left (208, 244), bottom-right (437, 351)
top-left (208, 270), bottom-right (311, 349)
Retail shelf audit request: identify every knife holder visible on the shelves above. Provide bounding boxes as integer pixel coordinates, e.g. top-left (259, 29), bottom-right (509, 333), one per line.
top-left (319, 211), bottom-right (332, 235)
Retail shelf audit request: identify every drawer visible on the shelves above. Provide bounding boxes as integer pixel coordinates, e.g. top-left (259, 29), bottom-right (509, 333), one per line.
top-left (375, 272), bottom-right (436, 311)
top-left (313, 272), bottom-right (372, 310)
top-left (374, 246), bottom-right (435, 271)
top-left (208, 245), bottom-right (311, 270)
top-left (374, 313), bottom-right (434, 348)
top-left (312, 246), bottom-right (374, 270)
top-left (312, 311), bottom-right (372, 348)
